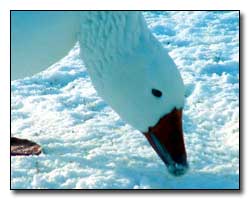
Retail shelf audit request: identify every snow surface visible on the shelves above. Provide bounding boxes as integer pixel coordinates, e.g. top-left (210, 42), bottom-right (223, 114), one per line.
top-left (11, 11), bottom-right (239, 189)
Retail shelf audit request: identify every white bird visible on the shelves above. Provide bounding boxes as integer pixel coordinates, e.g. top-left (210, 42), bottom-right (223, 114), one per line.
top-left (11, 11), bottom-right (188, 176)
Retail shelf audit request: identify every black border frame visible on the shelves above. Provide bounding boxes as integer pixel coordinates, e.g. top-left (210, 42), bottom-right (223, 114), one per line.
top-left (10, 10), bottom-right (241, 191)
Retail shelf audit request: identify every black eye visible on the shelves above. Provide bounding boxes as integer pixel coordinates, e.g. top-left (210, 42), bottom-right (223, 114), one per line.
top-left (152, 88), bottom-right (162, 97)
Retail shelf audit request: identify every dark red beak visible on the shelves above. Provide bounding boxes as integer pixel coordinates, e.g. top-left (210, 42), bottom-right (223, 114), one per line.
top-left (143, 108), bottom-right (188, 176)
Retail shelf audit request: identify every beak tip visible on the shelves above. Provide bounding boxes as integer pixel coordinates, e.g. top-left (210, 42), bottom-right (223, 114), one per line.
top-left (167, 162), bottom-right (189, 177)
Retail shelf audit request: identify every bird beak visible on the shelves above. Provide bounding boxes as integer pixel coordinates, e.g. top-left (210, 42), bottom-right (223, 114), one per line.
top-left (143, 108), bottom-right (188, 176)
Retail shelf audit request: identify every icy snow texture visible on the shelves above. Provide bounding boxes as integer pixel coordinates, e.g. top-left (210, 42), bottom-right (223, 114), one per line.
top-left (11, 11), bottom-right (239, 189)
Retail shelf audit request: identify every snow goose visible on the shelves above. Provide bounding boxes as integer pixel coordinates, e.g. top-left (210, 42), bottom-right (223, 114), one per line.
top-left (11, 11), bottom-right (188, 176)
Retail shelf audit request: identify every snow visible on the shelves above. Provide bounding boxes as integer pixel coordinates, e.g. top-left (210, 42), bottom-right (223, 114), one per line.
top-left (11, 11), bottom-right (239, 189)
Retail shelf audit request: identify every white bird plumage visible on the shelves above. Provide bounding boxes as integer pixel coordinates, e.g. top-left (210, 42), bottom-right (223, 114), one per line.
top-left (11, 11), bottom-right (187, 176)
top-left (11, 11), bottom-right (184, 132)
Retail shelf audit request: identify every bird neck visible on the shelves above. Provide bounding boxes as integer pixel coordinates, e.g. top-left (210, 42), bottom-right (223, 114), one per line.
top-left (78, 11), bottom-right (150, 69)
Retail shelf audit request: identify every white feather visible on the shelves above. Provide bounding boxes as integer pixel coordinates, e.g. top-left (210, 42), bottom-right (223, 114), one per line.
top-left (11, 11), bottom-right (184, 132)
